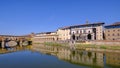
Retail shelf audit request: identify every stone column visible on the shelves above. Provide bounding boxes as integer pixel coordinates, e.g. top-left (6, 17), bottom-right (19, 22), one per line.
top-left (75, 36), bottom-right (77, 41)
top-left (86, 36), bottom-right (88, 40)
top-left (20, 39), bottom-right (23, 47)
top-left (92, 34), bottom-right (94, 40)
top-left (85, 34), bottom-right (88, 41)
top-left (2, 38), bottom-right (5, 48)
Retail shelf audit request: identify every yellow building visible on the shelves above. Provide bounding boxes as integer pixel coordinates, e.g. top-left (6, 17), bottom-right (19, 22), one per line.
top-left (105, 22), bottom-right (120, 40)
top-left (33, 32), bottom-right (58, 43)
top-left (57, 27), bottom-right (71, 40)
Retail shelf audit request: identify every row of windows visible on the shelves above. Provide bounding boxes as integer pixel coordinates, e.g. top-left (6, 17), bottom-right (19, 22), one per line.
top-left (108, 29), bottom-right (120, 32)
top-left (61, 34), bottom-right (70, 36)
top-left (72, 30), bottom-right (91, 34)
top-left (62, 38), bottom-right (69, 40)
top-left (108, 33), bottom-right (120, 36)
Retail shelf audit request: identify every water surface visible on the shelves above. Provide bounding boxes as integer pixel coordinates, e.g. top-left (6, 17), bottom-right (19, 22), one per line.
top-left (0, 45), bottom-right (120, 68)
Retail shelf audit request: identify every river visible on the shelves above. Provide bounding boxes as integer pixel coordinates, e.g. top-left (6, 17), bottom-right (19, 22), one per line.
top-left (0, 45), bottom-right (120, 68)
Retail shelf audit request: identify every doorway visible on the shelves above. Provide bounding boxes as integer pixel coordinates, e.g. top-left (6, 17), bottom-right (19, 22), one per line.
top-left (87, 34), bottom-right (92, 40)
top-left (72, 34), bottom-right (75, 40)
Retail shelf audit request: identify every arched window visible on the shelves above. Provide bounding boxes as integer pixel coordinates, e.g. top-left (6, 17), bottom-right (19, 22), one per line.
top-left (89, 31), bottom-right (90, 33)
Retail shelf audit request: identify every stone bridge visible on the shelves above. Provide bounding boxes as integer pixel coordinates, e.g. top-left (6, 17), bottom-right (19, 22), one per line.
top-left (0, 35), bottom-right (32, 48)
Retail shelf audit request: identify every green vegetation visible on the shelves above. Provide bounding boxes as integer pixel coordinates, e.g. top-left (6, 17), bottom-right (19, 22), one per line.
top-left (39, 42), bottom-right (120, 50)
top-left (75, 44), bottom-right (97, 49)
top-left (44, 42), bottom-right (62, 46)
top-left (75, 44), bottom-right (120, 50)
top-left (34, 42), bottom-right (41, 44)
top-left (99, 45), bottom-right (120, 50)
top-left (108, 46), bottom-right (120, 50)
top-left (100, 46), bottom-right (107, 49)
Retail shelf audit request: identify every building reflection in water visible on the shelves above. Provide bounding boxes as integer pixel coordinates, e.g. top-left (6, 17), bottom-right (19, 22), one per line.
top-left (0, 46), bottom-right (31, 54)
top-left (32, 45), bottom-right (120, 68)
top-left (32, 45), bottom-right (104, 67)
top-left (0, 45), bottom-right (120, 68)
top-left (106, 53), bottom-right (120, 67)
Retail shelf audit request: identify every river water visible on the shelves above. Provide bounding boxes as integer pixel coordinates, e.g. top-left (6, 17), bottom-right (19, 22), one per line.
top-left (0, 45), bottom-right (120, 68)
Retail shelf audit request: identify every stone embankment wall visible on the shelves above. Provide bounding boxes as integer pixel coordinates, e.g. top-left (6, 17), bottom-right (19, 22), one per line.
top-left (33, 39), bottom-right (71, 44)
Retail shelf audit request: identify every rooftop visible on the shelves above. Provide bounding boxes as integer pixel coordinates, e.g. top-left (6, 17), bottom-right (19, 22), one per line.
top-left (59, 22), bottom-right (105, 30)
top-left (35, 31), bottom-right (56, 35)
top-left (0, 35), bottom-right (28, 37)
top-left (105, 22), bottom-right (120, 29)
top-left (112, 22), bottom-right (120, 25)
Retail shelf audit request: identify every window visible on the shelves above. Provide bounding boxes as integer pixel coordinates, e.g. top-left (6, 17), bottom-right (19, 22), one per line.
top-left (77, 37), bottom-right (79, 40)
top-left (113, 30), bottom-right (115, 32)
top-left (108, 30), bottom-right (110, 32)
top-left (80, 30), bottom-right (82, 33)
top-left (118, 33), bottom-right (120, 36)
top-left (108, 34), bottom-right (110, 36)
top-left (89, 31), bottom-right (90, 33)
top-left (113, 34), bottom-right (115, 36)
top-left (73, 32), bottom-right (74, 34)
top-left (76, 30), bottom-right (79, 34)
top-left (96, 29), bottom-right (98, 31)
top-left (83, 30), bottom-right (86, 33)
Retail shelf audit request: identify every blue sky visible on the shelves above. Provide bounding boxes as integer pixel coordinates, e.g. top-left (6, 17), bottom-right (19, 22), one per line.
top-left (0, 0), bottom-right (120, 35)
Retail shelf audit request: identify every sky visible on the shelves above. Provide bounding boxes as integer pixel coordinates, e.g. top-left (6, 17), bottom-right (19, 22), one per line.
top-left (0, 0), bottom-right (120, 35)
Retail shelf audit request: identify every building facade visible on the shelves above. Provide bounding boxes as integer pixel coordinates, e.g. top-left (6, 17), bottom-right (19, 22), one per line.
top-left (105, 22), bottom-right (120, 40)
top-left (33, 32), bottom-right (58, 43)
top-left (57, 22), bottom-right (104, 41)
top-left (33, 22), bottom-right (105, 42)
top-left (70, 23), bottom-right (104, 41)
top-left (57, 27), bottom-right (71, 40)
top-left (71, 27), bottom-right (96, 41)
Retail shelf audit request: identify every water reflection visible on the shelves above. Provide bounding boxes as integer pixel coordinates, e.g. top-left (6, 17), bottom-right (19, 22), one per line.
top-left (32, 45), bottom-right (120, 68)
top-left (106, 52), bottom-right (120, 67)
top-left (0, 46), bottom-right (31, 54)
top-left (0, 45), bottom-right (120, 68)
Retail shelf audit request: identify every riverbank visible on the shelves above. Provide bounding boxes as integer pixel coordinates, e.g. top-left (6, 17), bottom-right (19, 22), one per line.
top-left (75, 44), bottom-right (120, 50)
top-left (34, 42), bottom-right (120, 51)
